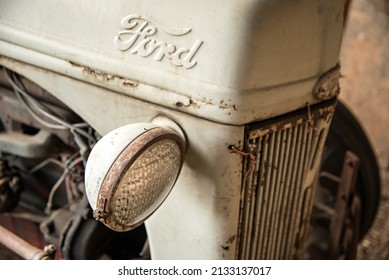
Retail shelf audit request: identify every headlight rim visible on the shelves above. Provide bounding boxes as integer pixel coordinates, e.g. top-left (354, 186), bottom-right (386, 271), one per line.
top-left (92, 126), bottom-right (186, 232)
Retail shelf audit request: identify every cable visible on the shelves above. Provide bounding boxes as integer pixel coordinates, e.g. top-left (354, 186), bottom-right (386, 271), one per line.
top-left (29, 158), bottom-right (65, 175)
top-left (45, 157), bottom-right (83, 213)
top-left (3, 69), bottom-right (96, 143)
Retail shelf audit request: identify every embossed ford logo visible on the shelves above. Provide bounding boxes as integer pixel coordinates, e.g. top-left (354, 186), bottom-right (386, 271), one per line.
top-left (114, 14), bottom-right (203, 69)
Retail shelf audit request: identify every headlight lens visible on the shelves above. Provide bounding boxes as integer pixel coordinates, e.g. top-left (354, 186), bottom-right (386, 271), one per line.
top-left (112, 139), bottom-right (181, 228)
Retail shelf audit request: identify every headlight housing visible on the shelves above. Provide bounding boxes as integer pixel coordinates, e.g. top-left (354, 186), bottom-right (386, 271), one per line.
top-left (85, 119), bottom-right (186, 232)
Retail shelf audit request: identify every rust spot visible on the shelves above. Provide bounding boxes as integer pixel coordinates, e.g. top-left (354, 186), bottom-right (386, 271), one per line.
top-left (220, 235), bottom-right (236, 251)
top-left (219, 103), bottom-right (228, 109)
top-left (233, 104), bottom-right (238, 111)
top-left (121, 79), bottom-right (138, 87)
top-left (69, 61), bottom-right (82, 68)
top-left (174, 98), bottom-right (199, 108)
top-left (200, 97), bottom-right (213, 105)
top-left (69, 61), bottom-right (138, 87)
top-left (226, 234), bottom-right (236, 244)
top-left (221, 245), bottom-right (230, 251)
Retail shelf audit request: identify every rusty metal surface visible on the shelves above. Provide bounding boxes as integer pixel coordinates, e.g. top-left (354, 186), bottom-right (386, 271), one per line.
top-left (313, 64), bottom-right (341, 100)
top-left (0, 159), bottom-right (22, 212)
top-left (0, 224), bottom-right (54, 260)
top-left (236, 100), bottom-right (336, 260)
top-left (329, 151), bottom-right (361, 259)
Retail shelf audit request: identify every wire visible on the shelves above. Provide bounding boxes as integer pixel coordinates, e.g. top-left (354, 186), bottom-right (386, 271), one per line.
top-left (27, 153), bottom-right (83, 212)
top-left (29, 158), bottom-right (65, 174)
top-left (2, 68), bottom-right (95, 213)
top-left (3, 69), bottom-right (96, 143)
top-left (45, 156), bottom-right (83, 213)
top-left (11, 83), bottom-right (66, 130)
top-left (45, 169), bottom-right (69, 212)
top-left (5, 211), bottom-right (46, 224)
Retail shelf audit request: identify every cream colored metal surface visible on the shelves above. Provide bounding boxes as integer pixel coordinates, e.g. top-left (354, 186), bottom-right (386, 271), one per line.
top-left (0, 0), bottom-right (345, 124)
top-left (0, 59), bottom-right (245, 259)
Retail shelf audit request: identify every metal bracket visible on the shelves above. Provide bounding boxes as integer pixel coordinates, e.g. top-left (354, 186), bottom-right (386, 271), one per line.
top-left (0, 130), bottom-right (53, 158)
top-left (328, 151), bottom-right (361, 259)
top-left (313, 64), bottom-right (341, 100)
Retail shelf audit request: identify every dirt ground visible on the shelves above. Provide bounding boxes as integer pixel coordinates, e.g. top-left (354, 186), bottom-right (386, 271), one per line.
top-left (340, 0), bottom-right (389, 259)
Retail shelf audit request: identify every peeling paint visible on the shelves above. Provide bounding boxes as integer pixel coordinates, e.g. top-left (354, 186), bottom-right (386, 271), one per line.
top-left (69, 61), bottom-right (138, 87)
top-left (221, 245), bottom-right (230, 251)
top-left (174, 98), bottom-right (200, 109)
top-left (219, 100), bottom-right (229, 110)
top-left (200, 96), bottom-right (213, 106)
top-left (226, 234), bottom-right (236, 244)
top-left (221, 235), bottom-right (237, 251)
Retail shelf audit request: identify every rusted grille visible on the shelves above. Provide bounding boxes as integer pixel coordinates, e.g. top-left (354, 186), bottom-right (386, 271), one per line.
top-left (236, 100), bottom-right (336, 259)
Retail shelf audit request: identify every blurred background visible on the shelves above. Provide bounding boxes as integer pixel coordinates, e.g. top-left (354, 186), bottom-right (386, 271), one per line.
top-left (340, 0), bottom-right (389, 259)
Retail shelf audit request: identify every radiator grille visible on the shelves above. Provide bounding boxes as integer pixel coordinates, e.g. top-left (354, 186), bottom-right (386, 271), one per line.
top-left (236, 101), bottom-right (336, 259)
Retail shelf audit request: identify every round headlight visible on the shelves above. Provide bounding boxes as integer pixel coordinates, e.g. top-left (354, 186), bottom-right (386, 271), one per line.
top-left (85, 121), bottom-right (186, 232)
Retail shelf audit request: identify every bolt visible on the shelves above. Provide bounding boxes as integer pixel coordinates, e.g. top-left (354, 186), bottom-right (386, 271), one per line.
top-left (43, 244), bottom-right (57, 259)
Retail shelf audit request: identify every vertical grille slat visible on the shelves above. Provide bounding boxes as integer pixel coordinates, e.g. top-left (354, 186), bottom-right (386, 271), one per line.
top-left (259, 134), bottom-right (276, 259)
top-left (285, 123), bottom-right (310, 258)
top-left (277, 124), bottom-right (300, 257)
top-left (269, 130), bottom-right (288, 259)
top-left (237, 101), bottom-right (336, 260)
top-left (253, 135), bottom-right (270, 259)
top-left (248, 137), bottom-right (264, 259)
top-left (239, 138), bottom-right (256, 259)
top-left (266, 132), bottom-right (282, 260)
top-left (273, 127), bottom-right (293, 259)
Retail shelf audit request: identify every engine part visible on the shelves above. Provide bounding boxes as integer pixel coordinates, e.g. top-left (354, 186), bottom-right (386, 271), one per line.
top-left (0, 130), bottom-right (53, 159)
top-left (0, 224), bottom-right (55, 260)
top-left (0, 159), bottom-right (22, 212)
top-left (0, 69), bottom-right (152, 260)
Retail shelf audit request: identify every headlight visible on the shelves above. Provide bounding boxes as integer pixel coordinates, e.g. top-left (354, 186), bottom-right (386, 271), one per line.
top-left (85, 118), bottom-right (186, 231)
